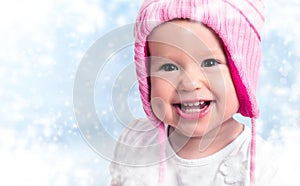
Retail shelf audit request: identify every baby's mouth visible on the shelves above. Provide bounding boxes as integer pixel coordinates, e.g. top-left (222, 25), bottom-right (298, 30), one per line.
top-left (174, 100), bottom-right (212, 113)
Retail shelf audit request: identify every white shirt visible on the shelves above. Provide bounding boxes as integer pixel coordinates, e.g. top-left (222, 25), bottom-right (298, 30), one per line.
top-left (110, 119), bottom-right (277, 186)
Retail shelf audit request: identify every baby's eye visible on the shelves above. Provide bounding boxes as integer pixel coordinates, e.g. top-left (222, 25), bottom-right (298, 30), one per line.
top-left (201, 58), bottom-right (219, 67)
top-left (160, 63), bottom-right (179, 71)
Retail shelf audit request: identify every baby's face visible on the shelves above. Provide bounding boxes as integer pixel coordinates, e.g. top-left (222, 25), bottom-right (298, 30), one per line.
top-left (148, 20), bottom-right (239, 138)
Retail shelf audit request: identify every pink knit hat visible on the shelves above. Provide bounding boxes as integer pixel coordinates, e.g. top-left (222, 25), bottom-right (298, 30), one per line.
top-left (134, 0), bottom-right (265, 185)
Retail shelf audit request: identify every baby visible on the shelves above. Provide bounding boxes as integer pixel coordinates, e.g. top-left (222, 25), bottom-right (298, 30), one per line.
top-left (110, 0), bottom-right (277, 185)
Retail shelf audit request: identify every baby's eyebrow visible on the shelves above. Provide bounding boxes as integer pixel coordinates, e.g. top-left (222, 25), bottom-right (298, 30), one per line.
top-left (198, 48), bottom-right (223, 55)
top-left (195, 49), bottom-right (226, 59)
top-left (149, 55), bottom-right (174, 61)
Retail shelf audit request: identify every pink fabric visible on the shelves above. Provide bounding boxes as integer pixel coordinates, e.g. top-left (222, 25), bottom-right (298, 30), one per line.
top-left (251, 118), bottom-right (257, 185)
top-left (134, 0), bottom-right (265, 185)
top-left (158, 122), bottom-right (166, 185)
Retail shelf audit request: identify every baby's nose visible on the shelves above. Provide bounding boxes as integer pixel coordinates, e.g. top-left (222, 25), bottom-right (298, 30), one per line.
top-left (178, 68), bottom-right (206, 92)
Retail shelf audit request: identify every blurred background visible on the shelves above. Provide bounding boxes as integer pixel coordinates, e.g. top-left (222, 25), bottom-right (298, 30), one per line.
top-left (0, 0), bottom-right (299, 185)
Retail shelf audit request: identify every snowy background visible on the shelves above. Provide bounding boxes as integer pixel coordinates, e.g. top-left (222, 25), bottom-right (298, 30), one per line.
top-left (0, 0), bottom-right (299, 185)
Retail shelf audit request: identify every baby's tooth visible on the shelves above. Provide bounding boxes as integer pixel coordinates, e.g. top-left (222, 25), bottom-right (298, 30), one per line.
top-left (188, 103), bottom-right (193, 107)
top-left (183, 108), bottom-right (202, 113)
top-left (194, 102), bottom-right (200, 106)
top-left (200, 101), bottom-right (205, 105)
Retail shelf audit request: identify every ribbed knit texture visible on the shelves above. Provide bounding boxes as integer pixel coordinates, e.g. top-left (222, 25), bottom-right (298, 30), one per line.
top-left (251, 118), bottom-right (257, 186)
top-left (133, 0), bottom-right (265, 185)
top-left (158, 123), bottom-right (166, 185)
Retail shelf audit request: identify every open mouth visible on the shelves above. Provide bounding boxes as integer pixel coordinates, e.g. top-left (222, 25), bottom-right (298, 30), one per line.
top-left (173, 100), bottom-right (213, 119)
top-left (174, 101), bottom-right (211, 113)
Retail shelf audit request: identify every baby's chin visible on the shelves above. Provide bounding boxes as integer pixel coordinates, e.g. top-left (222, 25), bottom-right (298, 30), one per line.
top-left (169, 120), bottom-right (224, 139)
top-left (168, 123), bottom-right (207, 138)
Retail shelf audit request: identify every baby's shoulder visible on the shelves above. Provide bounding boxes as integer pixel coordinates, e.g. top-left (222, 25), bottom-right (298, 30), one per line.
top-left (113, 118), bottom-right (161, 166)
top-left (240, 127), bottom-right (276, 166)
top-left (256, 134), bottom-right (276, 164)
top-left (255, 135), bottom-right (278, 185)
top-left (234, 127), bottom-right (278, 185)
top-left (117, 118), bottom-right (159, 146)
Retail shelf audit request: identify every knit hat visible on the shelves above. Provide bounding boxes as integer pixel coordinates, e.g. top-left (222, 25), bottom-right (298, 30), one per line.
top-left (134, 0), bottom-right (265, 185)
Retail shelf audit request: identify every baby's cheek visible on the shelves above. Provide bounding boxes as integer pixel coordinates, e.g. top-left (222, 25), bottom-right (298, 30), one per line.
top-left (207, 72), bottom-right (226, 91)
top-left (150, 97), bottom-right (166, 121)
top-left (222, 77), bottom-right (239, 116)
